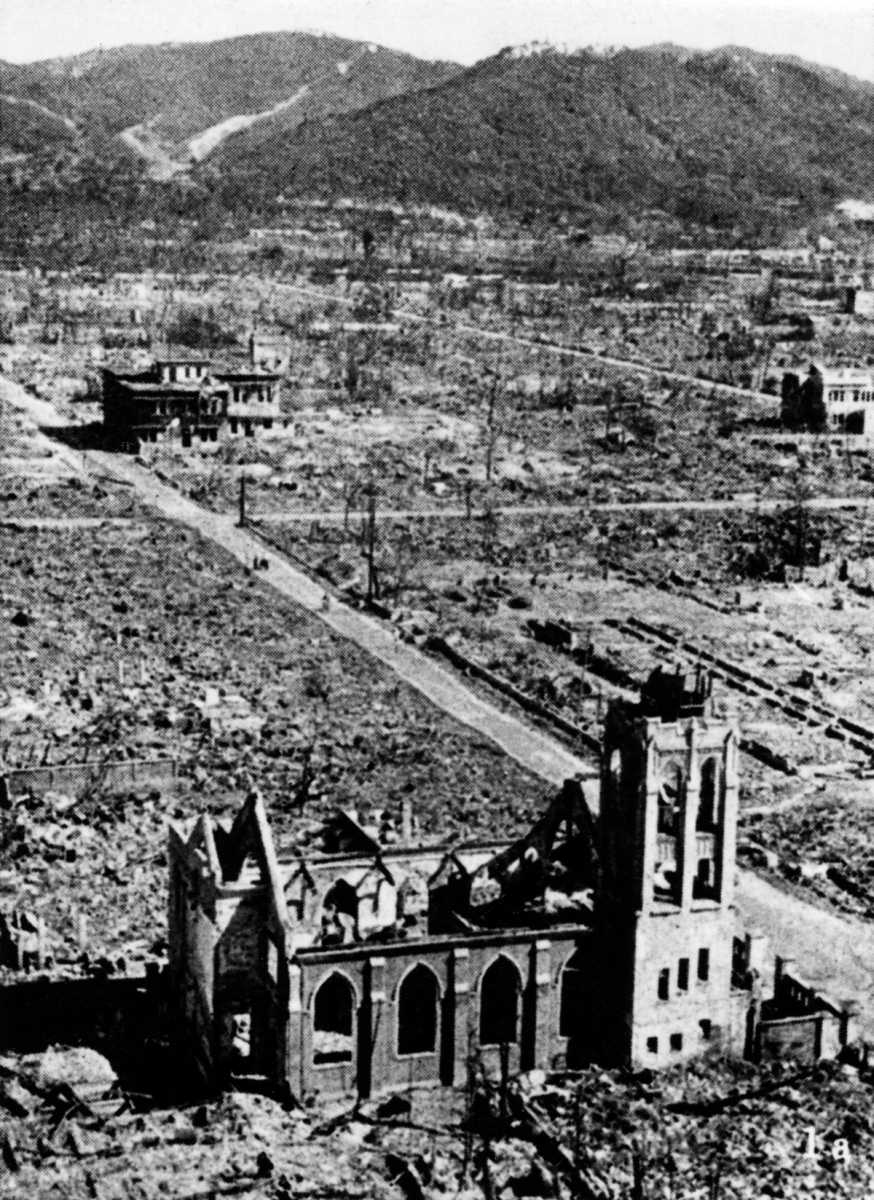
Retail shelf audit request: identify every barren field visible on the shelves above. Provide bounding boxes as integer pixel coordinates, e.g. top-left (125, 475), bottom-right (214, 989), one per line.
top-left (0, 516), bottom-right (546, 971)
top-left (10, 280), bottom-right (874, 524)
top-left (146, 370), bottom-right (874, 517)
top-left (259, 506), bottom-right (874, 916)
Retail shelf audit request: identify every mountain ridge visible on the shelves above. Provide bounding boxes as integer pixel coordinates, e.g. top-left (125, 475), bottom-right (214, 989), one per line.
top-left (0, 30), bottom-right (459, 169)
top-left (2, 34), bottom-right (874, 253)
top-left (206, 42), bottom-right (874, 230)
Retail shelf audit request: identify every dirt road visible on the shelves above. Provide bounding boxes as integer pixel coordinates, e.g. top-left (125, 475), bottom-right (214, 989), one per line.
top-left (278, 281), bottom-right (777, 405)
top-left (83, 449), bottom-right (593, 791)
top-left (4, 373), bottom-right (874, 1036)
top-left (737, 871), bottom-right (874, 1038)
top-left (255, 494), bottom-right (870, 523)
top-left (82, 453), bottom-right (874, 1034)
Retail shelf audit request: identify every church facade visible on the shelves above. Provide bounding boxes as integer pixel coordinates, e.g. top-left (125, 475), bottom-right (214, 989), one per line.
top-left (167, 670), bottom-right (856, 1099)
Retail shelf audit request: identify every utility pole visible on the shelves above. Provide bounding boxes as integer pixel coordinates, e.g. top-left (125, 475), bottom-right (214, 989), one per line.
top-left (238, 473), bottom-right (247, 527)
top-left (365, 485), bottom-right (377, 605)
top-left (485, 373), bottom-right (498, 485)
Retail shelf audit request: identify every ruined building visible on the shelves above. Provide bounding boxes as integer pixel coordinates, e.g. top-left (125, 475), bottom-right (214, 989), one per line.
top-left (102, 356), bottom-right (283, 449)
top-left (168, 670), bottom-right (857, 1099)
top-left (782, 362), bottom-right (874, 436)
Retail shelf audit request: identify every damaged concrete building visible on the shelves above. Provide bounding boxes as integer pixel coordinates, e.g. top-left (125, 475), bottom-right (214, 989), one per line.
top-left (168, 671), bottom-right (857, 1099)
top-left (101, 356), bottom-right (283, 449)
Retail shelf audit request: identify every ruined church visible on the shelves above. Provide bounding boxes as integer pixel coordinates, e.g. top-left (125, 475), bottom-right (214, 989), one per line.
top-left (168, 670), bottom-right (856, 1100)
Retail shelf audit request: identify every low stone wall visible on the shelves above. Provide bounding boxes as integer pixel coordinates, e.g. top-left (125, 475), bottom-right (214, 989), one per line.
top-left (3, 757), bottom-right (179, 799)
top-left (426, 635), bottom-right (600, 753)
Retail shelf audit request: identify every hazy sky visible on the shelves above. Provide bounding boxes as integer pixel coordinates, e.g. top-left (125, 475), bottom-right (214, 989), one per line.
top-left (3, 0), bottom-right (873, 81)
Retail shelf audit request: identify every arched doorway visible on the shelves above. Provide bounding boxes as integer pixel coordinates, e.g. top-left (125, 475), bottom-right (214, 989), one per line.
top-left (559, 948), bottom-right (592, 1067)
top-left (397, 964), bottom-right (440, 1056)
top-left (312, 972), bottom-right (356, 1066)
top-left (479, 956), bottom-right (521, 1046)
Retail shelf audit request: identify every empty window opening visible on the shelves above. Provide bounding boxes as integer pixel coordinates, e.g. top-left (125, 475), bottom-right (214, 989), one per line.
top-left (698, 948), bottom-right (710, 982)
top-left (700, 1019), bottom-right (712, 1041)
top-left (677, 958), bottom-right (689, 992)
top-left (480, 957), bottom-right (521, 1045)
top-left (646, 1036), bottom-right (659, 1054)
top-left (694, 856), bottom-right (716, 899)
top-left (229, 1011), bottom-right (251, 1066)
top-left (670, 1033), bottom-right (683, 1052)
top-left (313, 973), bottom-right (355, 1065)
top-left (698, 759), bottom-right (719, 830)
top-left (658, 763), bottom-right (683, 835)
top-left (655, 763), bottom-right (682, 904)
top-left (321, 879), bottom-right (358, 945)
top-left (657, 968), bottom-right (670, 1001)
top-left (559, 949), bottom-right (588, 1038)
top-left (397, 964), bottom-right (439, 1056)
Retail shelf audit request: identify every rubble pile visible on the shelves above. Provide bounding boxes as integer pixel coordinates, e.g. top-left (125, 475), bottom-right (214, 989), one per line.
top-left (0, 520), bottom-right (545, 966)
top-left (0, 787), bottom-right (169, 973)
top-left (0, 481), bottom-right (146, 521)
top-left (0, 1051), bottom-right (397, 1199)
top-left (0, 479), bottom-right (145, 521)
top-left (0, 373), bottom-right (145, 520)
top-left (283, 1058), bottom-right (874, 1200)
top-left (511, 1057), bottom-right (874, 1199)
top-left (748, 788), bottom-right (874, 917)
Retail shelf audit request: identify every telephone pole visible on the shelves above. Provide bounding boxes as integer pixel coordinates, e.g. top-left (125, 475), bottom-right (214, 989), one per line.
top-left (365, 485), bottom-right (377, 605)
top-left (238, 473), bottom-right (247, 527)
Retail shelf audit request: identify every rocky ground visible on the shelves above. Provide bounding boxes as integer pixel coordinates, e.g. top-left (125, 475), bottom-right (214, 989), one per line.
top-left (4, 1049), bottom-right (874, 1199)
top-left (0, 516), bottom-right (549, 970)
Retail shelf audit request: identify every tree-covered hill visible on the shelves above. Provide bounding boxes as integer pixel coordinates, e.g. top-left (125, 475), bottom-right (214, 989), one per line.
top-left (0, 32), bottom-right (457, 168)
top-left (209, 43), bottom-right (874, 230)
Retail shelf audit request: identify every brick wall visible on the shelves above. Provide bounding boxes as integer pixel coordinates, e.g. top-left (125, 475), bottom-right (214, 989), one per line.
top-left (288, 929), bottom-right (586, 1100)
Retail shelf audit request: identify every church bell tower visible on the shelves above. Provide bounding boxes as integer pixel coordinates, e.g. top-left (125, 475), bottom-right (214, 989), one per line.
top-left (597, 667), bottom-right (740, 1067)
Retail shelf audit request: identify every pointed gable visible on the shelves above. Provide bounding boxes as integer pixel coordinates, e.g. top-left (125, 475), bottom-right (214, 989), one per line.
top-left (212, 791), bottom-right (288, 926)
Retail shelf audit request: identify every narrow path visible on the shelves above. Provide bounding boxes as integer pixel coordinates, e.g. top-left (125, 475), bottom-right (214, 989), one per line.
top-left (255, 493), bottom-right (870, 523)
top-left (83, 449), bottom-right (593, 791)
top-left (277, 281), bottom-right (776, 404)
